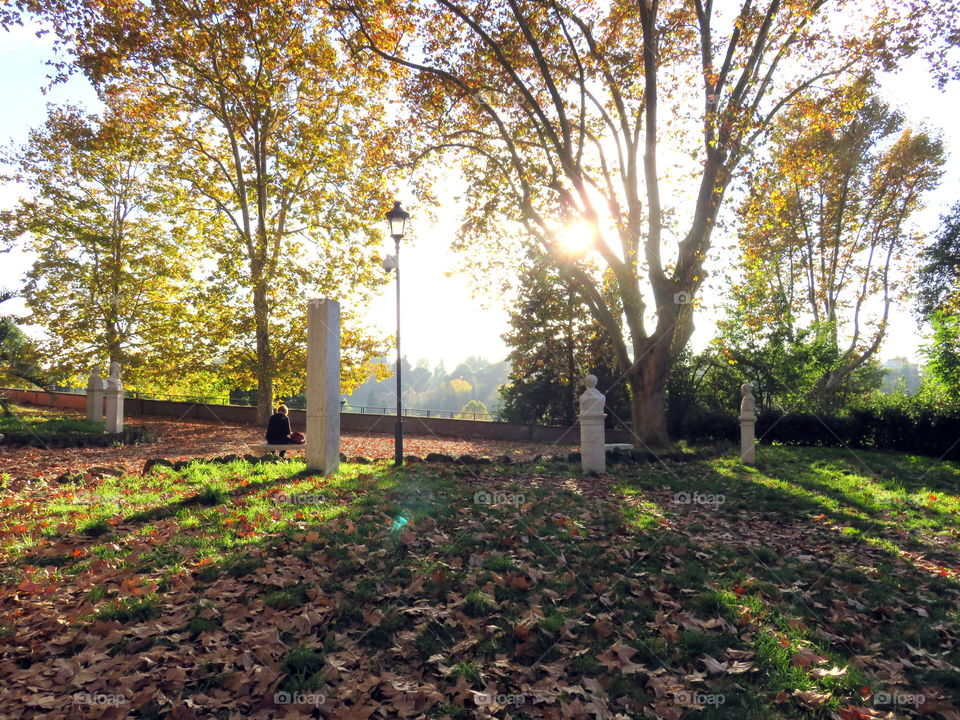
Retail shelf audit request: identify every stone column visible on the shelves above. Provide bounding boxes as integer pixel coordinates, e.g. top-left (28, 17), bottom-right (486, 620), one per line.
top-left (306, 299), bottom-right (340, 475)
top-left (86, 368), bottom-right (105, 422)
top-left (739, 382), bottom-right (757, 465)
top-left (579, 374), bottom-right (606, 474)
top-left (105, 361), bottom-right (124, 434)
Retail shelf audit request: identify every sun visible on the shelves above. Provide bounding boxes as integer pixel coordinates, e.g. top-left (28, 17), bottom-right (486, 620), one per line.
top-left (556, 220), bottom-right (594, 255)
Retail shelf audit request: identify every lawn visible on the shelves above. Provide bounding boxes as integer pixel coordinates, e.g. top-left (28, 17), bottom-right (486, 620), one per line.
top-left (0, 405), bottom-right (105, 435)
top-left (0, 446), bottom-right (958, 719)
top-left (0, 404), bottom-right (154, 450)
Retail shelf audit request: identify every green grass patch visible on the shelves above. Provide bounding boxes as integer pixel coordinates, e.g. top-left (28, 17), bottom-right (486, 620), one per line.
top-left (0, 446), bottom-right (957, 719)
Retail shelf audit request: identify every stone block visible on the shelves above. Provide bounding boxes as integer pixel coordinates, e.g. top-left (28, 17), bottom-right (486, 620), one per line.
top-left (305, 299), bottom-right (341, 475)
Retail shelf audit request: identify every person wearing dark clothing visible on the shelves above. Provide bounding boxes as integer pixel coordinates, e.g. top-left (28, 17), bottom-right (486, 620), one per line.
top-left (266, 405), bottom-right (292, 444)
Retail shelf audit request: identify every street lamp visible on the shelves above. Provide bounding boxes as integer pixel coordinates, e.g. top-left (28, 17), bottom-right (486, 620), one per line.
top-left (385, 200), bottom-right (409, 466)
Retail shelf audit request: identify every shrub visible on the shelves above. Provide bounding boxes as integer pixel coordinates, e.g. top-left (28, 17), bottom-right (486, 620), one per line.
top-left (669, 403), bottom-right (960, 461)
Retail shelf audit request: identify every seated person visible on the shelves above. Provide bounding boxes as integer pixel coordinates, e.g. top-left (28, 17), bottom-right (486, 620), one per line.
top-left (266, 404), bottom-right (292, 444)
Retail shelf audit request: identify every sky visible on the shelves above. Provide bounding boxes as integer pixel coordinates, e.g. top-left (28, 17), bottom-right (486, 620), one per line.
top-left (0, 21), bottom-right (957, 370)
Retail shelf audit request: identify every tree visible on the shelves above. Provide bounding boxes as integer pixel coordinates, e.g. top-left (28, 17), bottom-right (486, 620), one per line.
top-left (337, 0), bottom-right (954, 444)
top-left (734, 79), bottom-right (944, 407)
top-left (917, 202), bottom-right (960, 317)
top-left (0, 292), bottom-right (48, 395)
top-left (922, 312), bottom-right (960, 401)
top-left (23, 0), bottom-right (394, 422)
top-left (708, 306), bottom-right (884, 413)
top-left (1, 103), bottom-right (195, 384)
top-left (456, 398), bottom-right (490, 419)
top-left (916, 204), bottom-right (960, 400)
top-left (499, 254), bottom-right (629, 426)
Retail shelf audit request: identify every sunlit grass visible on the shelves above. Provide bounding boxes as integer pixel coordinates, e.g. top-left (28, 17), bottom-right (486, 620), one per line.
top-left (0, 445), bottom-right (957, 717)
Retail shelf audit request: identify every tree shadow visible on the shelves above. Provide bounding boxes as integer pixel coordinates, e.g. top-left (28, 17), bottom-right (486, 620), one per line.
top-left (2, 452), bottom-right (959, 719)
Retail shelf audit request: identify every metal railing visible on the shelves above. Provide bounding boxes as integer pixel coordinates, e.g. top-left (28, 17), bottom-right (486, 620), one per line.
top-left (53, 386), bottom-right (233, 405)
top-left (50, 386), bottom-right (501, 421)
top-left (345, 406), bottom-right (499, 422)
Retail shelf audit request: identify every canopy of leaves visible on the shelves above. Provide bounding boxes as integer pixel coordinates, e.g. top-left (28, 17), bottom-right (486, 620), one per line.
top-left (0, 103), bottom-right (196, 385)
top-left (337, 0), bottom-right (958, 442)
top-left (0, 292), bottom-right (48, 392)
top-left (6, 0), bottom-right (396, 410)
top-left (922, 311), bottom-right (960, 401)
top-left (499, 254), bottom-right (629, 426)
top-left (734, 78), bottom-right (943, 404)
top-left (917, 201), bottom-right (960, 318)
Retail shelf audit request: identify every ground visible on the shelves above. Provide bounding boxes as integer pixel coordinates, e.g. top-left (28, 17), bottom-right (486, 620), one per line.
top-left (0, 406), bottom-right (564, 479)
top-left (1, 409), bottom-right (959, 719)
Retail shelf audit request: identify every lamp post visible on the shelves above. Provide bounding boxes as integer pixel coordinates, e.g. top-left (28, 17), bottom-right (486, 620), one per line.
top-left (385, 200), bottom-right (409, 466)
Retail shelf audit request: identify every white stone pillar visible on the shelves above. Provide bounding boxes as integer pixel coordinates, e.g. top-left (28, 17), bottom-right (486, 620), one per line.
top-left (86, 368), bottom-right (105, 422)
top-left (105, 361), bottom-right (124, 434)
top-left (739, 382), bottom-right (757, 465)
top-left (579, 374), bottom-right (606, 474)
top-left (306, 299), bottom-right (340, 474)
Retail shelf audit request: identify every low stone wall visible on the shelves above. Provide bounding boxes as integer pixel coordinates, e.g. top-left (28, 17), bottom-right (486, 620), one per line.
top-left (5, 388), bottom-right (88, 412)
top-left (2, 388), bottom-right (635, 445)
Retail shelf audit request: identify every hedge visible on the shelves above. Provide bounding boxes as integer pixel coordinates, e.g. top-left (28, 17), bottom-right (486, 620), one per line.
top-left (670, 407), bottom-right (960, 461)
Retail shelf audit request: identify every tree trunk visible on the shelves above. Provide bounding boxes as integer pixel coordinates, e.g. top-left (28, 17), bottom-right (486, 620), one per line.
top-left (626, 345), bottom-right (671, 447)
top-left (253, 281), bottom-right (274, 425)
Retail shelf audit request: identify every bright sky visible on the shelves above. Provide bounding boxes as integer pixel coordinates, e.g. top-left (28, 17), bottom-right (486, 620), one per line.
top-left (0, 22), bottom-right (957, 369)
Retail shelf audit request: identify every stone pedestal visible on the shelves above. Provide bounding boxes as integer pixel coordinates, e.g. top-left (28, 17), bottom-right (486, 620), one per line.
top-left (86, 369), bottom-right (105, 422)
top-left (739, 383), bottom-right (756, 465)
top-left (306, 299), bottom-right (340, 475)
top-left (579, 374), bottom-right (606, 474)
top-left (105, 361), bottom-right (124, 434)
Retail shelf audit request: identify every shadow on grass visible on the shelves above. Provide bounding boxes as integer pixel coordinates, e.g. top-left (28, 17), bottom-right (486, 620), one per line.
top-left (1, 449), bottom-right (959, 719)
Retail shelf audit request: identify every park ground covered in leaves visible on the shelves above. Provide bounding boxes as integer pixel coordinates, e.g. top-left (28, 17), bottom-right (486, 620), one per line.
top-left (1, 439), bottom-right (959, 719)
top-left (0, 405), bottom-right (561, 480)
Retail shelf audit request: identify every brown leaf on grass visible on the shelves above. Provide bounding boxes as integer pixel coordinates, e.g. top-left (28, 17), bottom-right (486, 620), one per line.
top-left (838, 705), bottom-right (881, 720)
top-left (793, 689), bottom-right (832, 708)
top-left (791, 647), bottom-right (829, 668)
top-left (701, 654), bottom-right (754, 675)
top-left (597, 639), bottom-right (646, 674)
top-left (592, 616), bottom-right (614, 638)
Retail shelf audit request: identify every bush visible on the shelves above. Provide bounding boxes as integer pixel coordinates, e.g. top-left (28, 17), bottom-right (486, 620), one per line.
top-left (668, 403), bottom-right (960, 461)
top-left (668, 410), bottom-right (738, 443)
top-left (753, 407), bottom-right (960, 461)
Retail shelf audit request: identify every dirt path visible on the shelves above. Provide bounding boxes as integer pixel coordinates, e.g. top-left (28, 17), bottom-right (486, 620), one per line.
top-left (0, 413), bottom-right (571, 479)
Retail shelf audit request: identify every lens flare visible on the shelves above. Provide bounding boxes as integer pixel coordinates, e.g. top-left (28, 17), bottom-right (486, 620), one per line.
top-left (557, 220), bottom-right (593, 255)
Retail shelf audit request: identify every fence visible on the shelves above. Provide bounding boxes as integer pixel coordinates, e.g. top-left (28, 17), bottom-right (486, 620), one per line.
top-left (50, 386), bottom-right (500, 421)
top-left (347, 406), bottom-right (497, 422)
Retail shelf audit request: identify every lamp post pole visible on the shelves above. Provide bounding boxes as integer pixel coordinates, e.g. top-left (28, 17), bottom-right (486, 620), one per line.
top-left (385, 200), bottom-right (410, 467)
top-left (394, 233), bottom-right (403, 465)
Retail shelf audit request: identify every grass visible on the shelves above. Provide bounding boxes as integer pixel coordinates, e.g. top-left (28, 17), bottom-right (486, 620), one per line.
top-left (0, 404), bottom-right (105, 434)
top-left (0, 403), bottom-right (153, 448)
top-left (0, 445), bottom-right (958, 718)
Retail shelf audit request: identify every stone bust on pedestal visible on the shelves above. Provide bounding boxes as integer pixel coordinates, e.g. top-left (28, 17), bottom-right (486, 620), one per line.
top-left (107, 361), bottom-right (123, 392)
top-left (579, 374), bottom-right (606, 474)
top-left (740, 382), bottom-right (756, 417)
